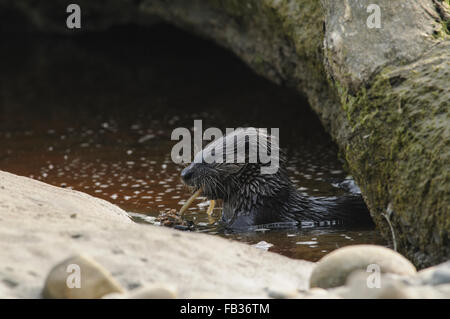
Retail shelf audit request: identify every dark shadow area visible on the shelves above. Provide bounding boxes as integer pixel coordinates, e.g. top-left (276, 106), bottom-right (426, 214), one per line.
top-left (1, 23), bottom-right (330, 145)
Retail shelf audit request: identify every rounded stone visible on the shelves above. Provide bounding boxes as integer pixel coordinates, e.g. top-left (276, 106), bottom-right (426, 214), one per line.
top-left (266, 285), bottom-right (299, 299)
top-left (127, 284), bottom-right (177, 299)
top-left (417, 261), bottom-right (450, 286)
top-left (301, 287), bottom-right (342, 299)
top-left (101, 292), bottom-right (126, 299)
top-left (309, 245), bottom-right (416, 289)
top-left (42, 254), bottom-right (125, 299)
top-left (187, 291), bottom-right (226, 299)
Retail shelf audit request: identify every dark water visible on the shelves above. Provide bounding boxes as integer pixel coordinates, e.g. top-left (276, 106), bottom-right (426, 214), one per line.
top-left (0, 24), bottom-right (386, 261)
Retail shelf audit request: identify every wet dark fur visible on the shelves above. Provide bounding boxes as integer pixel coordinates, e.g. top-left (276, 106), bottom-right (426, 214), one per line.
top-left (181, 130), bottom-right (373, 230)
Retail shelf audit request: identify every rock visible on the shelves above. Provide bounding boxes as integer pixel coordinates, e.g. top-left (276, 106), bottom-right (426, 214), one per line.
top-left (101, 292), bottom-right (126, 299)
top-left (126, 284), bottom-right (177, 299)
top-left (265, 285), bottom-right (299, 299)
top-left (433, 284), bottom-right (450, 298)
top-left (322, 1), bottom-right (449, 268)
top-left (300, 287), bottom-right (342, 299)
top-left (187, 291), bottom-right (227, 299)
top-left (328, 261), bottom-right (450, 299)
top-left (42, 254), bottom-right (125, 299)
top-left (310, 245), bottom-right (416, 289)
top-left (416, 261), bottom-right (450, 286)
top-left (335, 270), bottom-right (450, 299)
top-left (333, 271), bottom-right (409, 299)
top-left (0, 171), bottom-right (314, 298)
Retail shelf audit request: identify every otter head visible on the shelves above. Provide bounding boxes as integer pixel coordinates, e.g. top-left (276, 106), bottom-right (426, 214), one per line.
top-left (180, 128), bottom-right (282, 201)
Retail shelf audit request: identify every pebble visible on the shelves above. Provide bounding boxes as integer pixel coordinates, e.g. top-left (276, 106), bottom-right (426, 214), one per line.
top-left (416, 261), bottom-right (450, 286)
top-left (101, 292), bottom-right (126, 299)
top-left (309, 245), bottom-right (416, 289)
top-left (300, 287), bottom-right (342, 299)
top-left (252, 241), bottom-right (274, 251)
top-left (42, 254), bottom-right (125, 299)
top-left (333, 270), bottom-right (450, 299)
top-left (126, 284), bottom-right (177, 299)
top-left (188, 291), bottom-right (226, 299)
top-left (266, 285), bottom-right (299, 299)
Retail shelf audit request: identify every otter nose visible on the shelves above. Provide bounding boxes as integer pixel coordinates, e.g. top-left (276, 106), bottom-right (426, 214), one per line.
top-left (181, 165), bottom-right (194, 183)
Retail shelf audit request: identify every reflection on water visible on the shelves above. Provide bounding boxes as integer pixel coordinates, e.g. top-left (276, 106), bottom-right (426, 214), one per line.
top-left (0, 24), bottom-right (386, 261)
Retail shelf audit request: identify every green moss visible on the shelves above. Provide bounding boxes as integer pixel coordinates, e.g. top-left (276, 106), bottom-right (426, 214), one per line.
top-left (332, 43), bottom-right (450, 267)
top-left (435, 0), bottom-right (450, 37)
top-left (432, 21), bottom-right (450, 39)
top-left (443, 19), bottom-right (450, 35)
top-left (209, 0), bottom-right (325, 81)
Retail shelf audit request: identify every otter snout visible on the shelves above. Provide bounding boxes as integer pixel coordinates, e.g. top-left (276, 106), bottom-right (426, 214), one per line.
top-left (180, 164), bottom-right (195, 185)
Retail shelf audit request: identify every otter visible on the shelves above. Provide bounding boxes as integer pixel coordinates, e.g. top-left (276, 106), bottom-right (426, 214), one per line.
top-left (180, 128), bottom-right (373, 230)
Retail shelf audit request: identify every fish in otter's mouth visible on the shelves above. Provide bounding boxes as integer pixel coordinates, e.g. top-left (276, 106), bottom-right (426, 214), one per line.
top-left (179, 127), bottom-right (373, 230)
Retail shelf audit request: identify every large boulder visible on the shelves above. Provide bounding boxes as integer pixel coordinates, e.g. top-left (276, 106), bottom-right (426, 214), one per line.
top-left (0, 170), bottom-right (314, 298)
top-left (0, 0), bottom-right (448, 267)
